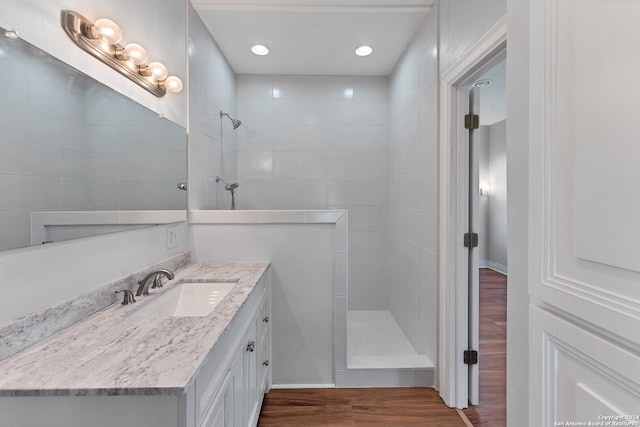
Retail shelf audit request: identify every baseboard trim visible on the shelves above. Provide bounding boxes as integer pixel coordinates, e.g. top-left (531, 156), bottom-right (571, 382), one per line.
top-left (480, 260), bottom-right (508, 276)
top-left (271, 383), bottom-right (336, 389)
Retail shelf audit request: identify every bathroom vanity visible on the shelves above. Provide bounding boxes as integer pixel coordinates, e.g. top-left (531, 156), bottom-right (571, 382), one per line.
top-left (0, 261), bottom-right (271, 427)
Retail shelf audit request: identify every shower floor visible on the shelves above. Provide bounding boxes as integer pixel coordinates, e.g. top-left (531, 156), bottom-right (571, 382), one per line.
top-left (347, 310), bottom-right (434, 369)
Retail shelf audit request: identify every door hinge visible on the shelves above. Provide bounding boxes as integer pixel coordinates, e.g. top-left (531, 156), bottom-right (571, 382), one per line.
top-left (464, 233), bottom-right (478, 248)
top-left (464, 349), bottom-right (478, 365)
top-left (465, 114), bottom-right (479, 130)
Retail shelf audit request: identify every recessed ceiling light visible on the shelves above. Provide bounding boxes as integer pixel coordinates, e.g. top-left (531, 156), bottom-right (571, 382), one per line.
top-left (4, 30), bottom-right (18, 39)
top-left (472, 79), bottom-right (492, 88)
top-left (355, 45), bottom-right (373, 57)
top-left (251, 44), bottom-right (269, 56)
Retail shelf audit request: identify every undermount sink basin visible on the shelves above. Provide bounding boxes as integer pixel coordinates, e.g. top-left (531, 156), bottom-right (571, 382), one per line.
top-left (129, 281), bottom-right (237, 318)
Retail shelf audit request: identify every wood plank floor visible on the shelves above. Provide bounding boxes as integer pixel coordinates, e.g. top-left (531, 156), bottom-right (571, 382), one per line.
top-left (258, 268), bottom-right (506, 426)
top-left (258, 388), bottom-right (468, 426)
top-left (462, 268), bottom-right (507, 426)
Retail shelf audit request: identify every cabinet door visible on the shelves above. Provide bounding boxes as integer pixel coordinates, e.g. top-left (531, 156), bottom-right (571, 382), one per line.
top-left (201, 371), bottom-right (233, 427)
top-left (202, 392), bottom-right (226, 427)
top-left (244, 321), bottom-right (259, 427)
top-left (230, 345), bottom-right (244, 427)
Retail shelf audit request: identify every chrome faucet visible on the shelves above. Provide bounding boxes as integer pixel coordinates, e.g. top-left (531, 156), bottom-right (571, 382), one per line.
top-left (136, 269), bottom-right (175, 296)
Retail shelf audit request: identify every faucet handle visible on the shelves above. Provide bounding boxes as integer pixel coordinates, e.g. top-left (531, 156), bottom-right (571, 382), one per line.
top-left (151, 274), bottom-right (164, 289)
top-left (115, 289), bottom-right (136, 305)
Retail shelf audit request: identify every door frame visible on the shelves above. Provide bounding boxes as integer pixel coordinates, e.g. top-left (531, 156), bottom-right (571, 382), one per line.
top-left (437, 15), bottom-right (507, 408)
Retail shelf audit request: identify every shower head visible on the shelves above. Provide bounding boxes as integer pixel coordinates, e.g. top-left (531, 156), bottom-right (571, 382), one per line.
top-left (215, 176), bottom-right (239, 191)
top-left (220, 110), bottom-right (242, 129)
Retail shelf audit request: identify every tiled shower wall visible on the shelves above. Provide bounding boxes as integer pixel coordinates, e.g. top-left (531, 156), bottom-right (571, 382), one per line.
top-left (0, 36), bottom-right (185, 251)
top-left (188, 6), bottom-right (237, 210)
top-left (387, 9), bottom-right (438, 358)
top-left (236, 75), bottom-right (389, 310)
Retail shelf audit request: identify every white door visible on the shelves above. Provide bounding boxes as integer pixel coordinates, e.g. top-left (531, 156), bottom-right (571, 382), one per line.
top-left (529, 0), bottom-right (640, 425)
top-left (467, 87), bottom-right (481, 406)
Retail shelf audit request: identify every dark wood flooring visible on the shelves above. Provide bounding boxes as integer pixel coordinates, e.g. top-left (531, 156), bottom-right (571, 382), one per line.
top-left (462, 268), bottom-right (507, 426)
top-left (257, 268), bottom-right (507, 426)
top-left (258, 388), bottom-right (467, 426)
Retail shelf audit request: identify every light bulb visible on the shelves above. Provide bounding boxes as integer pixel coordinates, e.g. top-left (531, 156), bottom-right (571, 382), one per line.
top-left (251, 44), bottom-right (269, 56)
top-left (163, 76), bottom-right (183, 93)
top-left (148, 62), bottom-right (168, 81)
top-left (355, 45), bottom-right (373, 57)
top-left (93, 18), bottom-right (122, 44)
top-left (124, 43), bottom-right (148, 65)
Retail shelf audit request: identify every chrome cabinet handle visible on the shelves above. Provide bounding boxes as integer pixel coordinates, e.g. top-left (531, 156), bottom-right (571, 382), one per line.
top-left (246, 340), bottom-right (255, 352)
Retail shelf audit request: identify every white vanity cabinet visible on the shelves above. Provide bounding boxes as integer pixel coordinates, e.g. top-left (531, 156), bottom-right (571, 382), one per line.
top-left (0, 264), bottom-right (271, 427)
top-left (197, 272), bottom-right (271, 427)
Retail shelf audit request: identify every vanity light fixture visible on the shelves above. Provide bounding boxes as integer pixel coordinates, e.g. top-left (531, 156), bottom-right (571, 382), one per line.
top-left (61, 10), bottom-right (182, 97)
top-left (251, 44), bottom-right (269, 56)
top-left (355, 45), bottom-right (373, 57)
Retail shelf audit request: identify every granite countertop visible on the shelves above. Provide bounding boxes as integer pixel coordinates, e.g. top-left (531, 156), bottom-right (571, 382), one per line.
top-left (0, 261), bottom-right (269, 397)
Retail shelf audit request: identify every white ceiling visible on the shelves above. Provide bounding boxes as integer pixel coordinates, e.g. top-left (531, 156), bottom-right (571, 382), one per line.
top-left (477, 58), bottom-right (506, 126)
top-left (191, 0), bottom-right (435, 76)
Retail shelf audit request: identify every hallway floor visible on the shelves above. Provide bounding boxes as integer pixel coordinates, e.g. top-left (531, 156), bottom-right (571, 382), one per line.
top-left (462, 268), bottom-right (507, 426)
top-left (257, 387), bottom-right (468, 426)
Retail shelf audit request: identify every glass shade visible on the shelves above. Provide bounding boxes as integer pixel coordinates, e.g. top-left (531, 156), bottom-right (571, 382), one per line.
top-left (148, 62), bottom-right (168, 81)
top-left (163, 76), bottom-right (183, 93)
top-left (93, 18), bottom-right (122, 44)
top-left (124, 43), bottom-right (148, 65)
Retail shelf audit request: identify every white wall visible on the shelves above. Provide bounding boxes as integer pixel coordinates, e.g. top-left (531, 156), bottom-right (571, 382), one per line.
top-left (478, 120), bottom-right (507, 272)
top-left (188, 6), bottom-right (237, 210)
top-left (190, 223), bottom-right (335, 386)
top-left (439, 0), bottom-right (507, 73)
top-left (235, 75), bottom-right (389, 311)
top-left (478, 126), bottom-right (490, 261)
top-left (486, 120), bottom-right (507, 268)
top-left (0, 0), bottom-right (187, 128)
top-left (387, 7), bottom-right (438, 360)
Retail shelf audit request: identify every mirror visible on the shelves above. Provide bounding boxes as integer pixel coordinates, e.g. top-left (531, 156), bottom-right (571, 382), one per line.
top-left (0, 28), bottom-right (187, 251)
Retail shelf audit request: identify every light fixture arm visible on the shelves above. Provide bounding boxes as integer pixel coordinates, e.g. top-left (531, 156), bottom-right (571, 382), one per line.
top-left (61, 10), bottom-right (168, 97)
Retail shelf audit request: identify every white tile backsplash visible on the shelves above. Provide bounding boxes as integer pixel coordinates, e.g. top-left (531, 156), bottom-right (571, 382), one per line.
top-left (326, 99), bottom-right (355, 126)
top-left (326, 152), bottom-right (354, 179)
top-left (237, 74), bottom-right (389, 315)
top-left (326, 180), bottom-right (354, 205)
top-left (0, 176), bottom-right (29, 210)
top-left (273, 152), bottom-right (326, 179)
top-left (386, 12), bottom-right (438, 361)
top-left (238, 152), bottom-right (273, 179)
top-left (0, 102), bottom-right (28, 141)
top-left (0, 138), bottom-right (28, 175)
